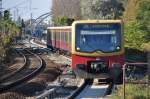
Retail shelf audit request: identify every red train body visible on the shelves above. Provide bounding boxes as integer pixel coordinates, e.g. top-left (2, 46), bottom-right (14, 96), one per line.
top-left (47, 20), bottom-right (124, 83)
top-left (47, 26), bottom-right (72, 52)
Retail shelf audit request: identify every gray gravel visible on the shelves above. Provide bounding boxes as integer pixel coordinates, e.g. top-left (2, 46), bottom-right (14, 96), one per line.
top-left (47, 53), bottom-right (71, 65)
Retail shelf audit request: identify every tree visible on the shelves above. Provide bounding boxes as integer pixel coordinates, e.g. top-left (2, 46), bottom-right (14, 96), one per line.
top-left (53, 16), bottom-right (74, 26)
top-left (123, 0), bottom-right (140, 23)
top-left (80, 0), bottom-right (124, 19)
top-left (16, 16), bottom-right (22, 26)
top-left (136, 0), bottom-right (150, 37)
top-left (125, 21), bottom-right (148, 50)
top-left (100, 0), bottom-right (125, 19)
top-left (51, 0), bottom-right (81, 20)
top-left (4, 10), bottom-right (11, 20)
top-left (0, 11), bottom-right (20, 64)
top-left (124, 0), bottom-right (150, 51)
top-left (21, 19), bottom-right (25, 28)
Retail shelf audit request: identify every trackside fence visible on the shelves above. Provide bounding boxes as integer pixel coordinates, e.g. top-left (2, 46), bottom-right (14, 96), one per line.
top-left (123, 63), bottom-right (150, 99)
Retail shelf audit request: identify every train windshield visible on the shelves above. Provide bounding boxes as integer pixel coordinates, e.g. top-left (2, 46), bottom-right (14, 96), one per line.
top-left (75, 23), bottom-right (122, 53)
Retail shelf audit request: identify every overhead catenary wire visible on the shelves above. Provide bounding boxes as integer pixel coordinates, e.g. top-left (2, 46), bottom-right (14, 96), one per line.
top-left (3, 0), bottom-right (30, 11)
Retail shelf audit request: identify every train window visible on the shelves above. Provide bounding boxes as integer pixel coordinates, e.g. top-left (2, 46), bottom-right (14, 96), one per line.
top-left (54, 31), bottom-right (56, 41)
top-left (65, 32), bottom-right (68, 43)
top-left (67, 32), bottom-right (70, 44)
top-left (57, 32), bottom-right (61, 41)
top-left (64, 31), bottom-right (67, 42)
top-left (51, 31), bottom-right (53, 40)
top-left (59, 31), bottom-right (60, 41)
top-left (61, 32), bottom-right (63, 41)
top-left (52, 31), bottom-right (54, 40)
top-left (69, 32), bottom-right (71, 44)
top-left (54, 32), bottom-right (58, 40)
top-left (64, 32), bottom-right (66, 42)
top-left (49, 31), bottom-right (51, 40)
top-left (60, 31), bottom-right (63, 41)
top-left (75, 23), bottom-right (121, 53)
top-left (66, 32), bottom-right (69, 43)
top-left (61, 32), bottom-right (64, 41)
top-left (63, 32), bottom-right (65, 42)
top-left (56, 32), bottom-right (58, 41)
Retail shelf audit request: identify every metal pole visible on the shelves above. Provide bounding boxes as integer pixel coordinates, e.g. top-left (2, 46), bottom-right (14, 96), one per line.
top-left (123, 64), bottom-right (126, 99)
top-left (29, 0), bottom-right (32, 48)
top-left (148, 52), bottom-right (150, 86)
top-left (0, 0), bottom-right (2, 19)
top-left (148, 52), bottom-right (150, 98)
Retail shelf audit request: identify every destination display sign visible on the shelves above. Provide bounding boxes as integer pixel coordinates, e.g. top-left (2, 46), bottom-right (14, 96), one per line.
top-left (82, 24), bottom-right (115, 29)
top-left (81, 30), bottom-right (116, 35)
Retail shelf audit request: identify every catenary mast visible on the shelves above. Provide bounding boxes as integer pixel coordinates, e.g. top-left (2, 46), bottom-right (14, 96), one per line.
top-left (0, 0), bottom-right (2, 19)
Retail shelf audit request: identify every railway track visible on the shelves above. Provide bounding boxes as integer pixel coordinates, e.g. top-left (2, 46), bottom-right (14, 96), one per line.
top-left (29, 40), bottom-right (114, 99)
top-left (0, 49), bottom-right (26, 82)
top-left (73, 79), bottom-right (113, 99)
top-left (35, 78), bottom-right (113, 99)
top-left (27, 39), bottom-right (148, 99)
top-left (0, 48), bottom-right (45, 93)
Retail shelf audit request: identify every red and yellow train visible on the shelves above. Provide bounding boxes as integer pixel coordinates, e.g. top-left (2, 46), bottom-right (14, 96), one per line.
top-left (47, 20), bottom-right (124, 83)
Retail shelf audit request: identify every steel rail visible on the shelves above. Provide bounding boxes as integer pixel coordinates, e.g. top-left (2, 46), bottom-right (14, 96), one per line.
top-left (0, 49), bottom-right (45, 93)
top-left (0, 49), bottom-right (27, 82)
top-left (31, 39), bottom-right (113, 99)
top-left (31, 40), bottom-right (86, 99)
top-left (67, 79), bottom-right (88, 99)
top-left (103, 82), bottom-right (114, 97)
top-left (74, 79), bottom-right (111, 99)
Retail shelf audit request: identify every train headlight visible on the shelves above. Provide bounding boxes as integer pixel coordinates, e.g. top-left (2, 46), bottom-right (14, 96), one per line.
top-left (116, 46), bottom-right (120, 50)
top-left (76, 47), bottom-right (80, 51)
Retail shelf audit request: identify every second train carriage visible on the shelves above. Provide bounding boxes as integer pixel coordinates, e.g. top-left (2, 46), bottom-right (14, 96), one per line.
top-left (47, 26), bottom-right (72, 52)
top-left (47, 20), bottom-right (124, 83)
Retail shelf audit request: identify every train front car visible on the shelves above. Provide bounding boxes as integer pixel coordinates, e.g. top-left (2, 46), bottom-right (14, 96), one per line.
top-left (72, 20), bottom-right (124, 83)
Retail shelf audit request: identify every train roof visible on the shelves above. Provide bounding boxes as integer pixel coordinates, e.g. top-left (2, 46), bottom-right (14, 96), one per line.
top-left (72, 20), bottom-right (123, 25)
top-left (47, 26), bottom-right (72, 30)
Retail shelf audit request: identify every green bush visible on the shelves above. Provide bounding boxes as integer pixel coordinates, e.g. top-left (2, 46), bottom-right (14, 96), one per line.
top-left (125, 21), bottom-right (148, 51)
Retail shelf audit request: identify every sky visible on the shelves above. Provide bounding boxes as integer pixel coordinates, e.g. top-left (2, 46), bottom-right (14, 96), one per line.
top-left (2, 0), bottom-right (52, 20)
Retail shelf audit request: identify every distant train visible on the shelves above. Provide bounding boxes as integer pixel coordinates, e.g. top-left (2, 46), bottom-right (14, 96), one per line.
top-left (47, 20), bottom-right (124, 83)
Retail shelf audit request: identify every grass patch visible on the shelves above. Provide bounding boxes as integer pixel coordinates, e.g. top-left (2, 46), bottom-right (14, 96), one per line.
top-left (112, 84), bottom-right (150, 99)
